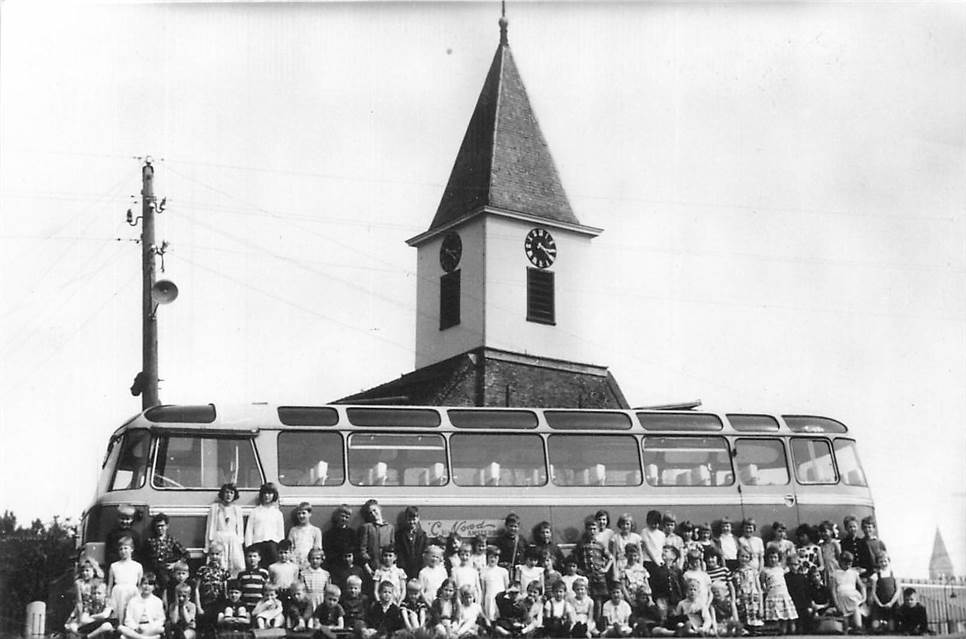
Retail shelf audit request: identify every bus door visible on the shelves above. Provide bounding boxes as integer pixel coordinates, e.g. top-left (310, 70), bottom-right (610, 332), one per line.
top-left (731, 437), bottom-right (796, 525)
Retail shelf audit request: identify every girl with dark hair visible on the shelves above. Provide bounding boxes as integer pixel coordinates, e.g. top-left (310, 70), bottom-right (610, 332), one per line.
top-left (245, 482), bottom-right (284, 567)
top-left (206, 483), bottom-right (244, 575)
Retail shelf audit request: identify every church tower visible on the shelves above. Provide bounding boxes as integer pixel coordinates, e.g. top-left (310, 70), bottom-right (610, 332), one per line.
top-left (338, 10), bottom-right (627, 408)
top-left (406, 11), bottom-right (603, 370)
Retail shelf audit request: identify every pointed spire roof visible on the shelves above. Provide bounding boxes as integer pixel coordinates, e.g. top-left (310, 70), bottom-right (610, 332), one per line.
top-left (929, 527), bottom-right (956, 579)
top-left (412, 10), bottom-right (598, 243)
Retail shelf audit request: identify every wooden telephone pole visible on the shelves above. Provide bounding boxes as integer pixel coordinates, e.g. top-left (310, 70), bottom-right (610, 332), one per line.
top-left (140, 158), bottom-right (159, 409)
top-left (128, 156), bottom-right (173, 408)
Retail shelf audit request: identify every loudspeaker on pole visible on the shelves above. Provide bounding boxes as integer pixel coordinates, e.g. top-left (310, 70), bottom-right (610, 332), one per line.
top-left (151, 279), bottom-right (179, 304)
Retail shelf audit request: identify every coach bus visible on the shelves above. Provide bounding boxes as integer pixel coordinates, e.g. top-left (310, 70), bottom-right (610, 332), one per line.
top-left (79, 403), bottom-right (872, 565)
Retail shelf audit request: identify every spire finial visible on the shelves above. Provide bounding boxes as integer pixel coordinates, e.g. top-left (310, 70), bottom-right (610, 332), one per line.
top-left (499, 0), bottom-right (508, 46)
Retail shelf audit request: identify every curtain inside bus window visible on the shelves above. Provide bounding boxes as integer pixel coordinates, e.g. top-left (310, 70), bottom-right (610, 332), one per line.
top-left (640, 436), bottom-right (732, 487)
top-left (733, 439), bottom-right (789, 486)
top-left (109, 429), bottom-right (151, 491)
top-left (278, 432), bottom-right (345, 486)
top-left (547, 435), bottom-right (641, 486)
top-left (833, 439), bottom-right (867, 487)
top-left (346, 433), bottom-right (446, 486)
top-left (152, 435), bottom-right (262, 489)
top-left (450, 434), bottom-right (547, 486)
top-left (790, 438), bottom-right (837, 484)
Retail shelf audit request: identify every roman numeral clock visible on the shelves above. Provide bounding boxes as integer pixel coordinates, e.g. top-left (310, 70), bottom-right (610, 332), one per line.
top-left (524, 227), bottom-right (556, 269)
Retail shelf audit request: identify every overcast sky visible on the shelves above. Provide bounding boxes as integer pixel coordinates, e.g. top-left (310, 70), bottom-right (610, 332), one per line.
top-left (1, 1), bottom-right (964, 578)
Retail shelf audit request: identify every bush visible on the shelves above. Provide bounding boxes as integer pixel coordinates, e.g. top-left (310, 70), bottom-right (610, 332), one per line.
top-left (0, 511), bottom-right (77, 633)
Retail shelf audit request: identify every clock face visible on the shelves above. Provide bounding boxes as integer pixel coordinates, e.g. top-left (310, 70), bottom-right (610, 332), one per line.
top-left (439, 232), bottom-right (462, 272)
top-left (524, 227), bottom-right (557, 269)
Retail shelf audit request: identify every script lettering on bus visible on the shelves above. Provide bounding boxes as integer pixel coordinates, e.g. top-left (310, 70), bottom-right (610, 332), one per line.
top-left (424, 519), bottom-right (502, 539)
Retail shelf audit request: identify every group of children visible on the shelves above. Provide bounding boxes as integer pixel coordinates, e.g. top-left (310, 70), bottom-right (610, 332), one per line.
top-left (67, 485), bottom-right (932, 639)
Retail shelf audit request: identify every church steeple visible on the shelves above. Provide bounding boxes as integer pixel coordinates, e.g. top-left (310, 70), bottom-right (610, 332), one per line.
top-left (338, 7), bottom-right (627, 408)
top-left (412, 7), bottom-right (594, 243)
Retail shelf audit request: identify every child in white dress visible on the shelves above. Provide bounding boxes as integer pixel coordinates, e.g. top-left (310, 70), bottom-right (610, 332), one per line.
top-left (481, 546), bottom-right (510, 621)
top-left (108, 535), bottom-right (143, 623)
top-left (205, 483), bottom-right (244, 575)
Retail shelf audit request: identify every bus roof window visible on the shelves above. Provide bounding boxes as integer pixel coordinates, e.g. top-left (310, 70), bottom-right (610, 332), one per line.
top-left (278, 406), bottom-right (339, 426)
top-left (727, 414), bottom-right (780, 432)
top-left (783, 415), bottom-right (848, 433)
top-left (448, 409), bottom-right (538, 429)
top-left (545, 411), bottom-right (631, 430)
top-left (144, 404), bottom-right (216, 423)
top-left (346, 407), bottom-right (441, 428)
top-left (637, 412), bottom-right (723, 431)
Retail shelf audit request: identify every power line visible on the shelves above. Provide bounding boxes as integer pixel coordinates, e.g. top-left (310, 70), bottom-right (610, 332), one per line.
top-left (177, 254), bottom-right (416, 357)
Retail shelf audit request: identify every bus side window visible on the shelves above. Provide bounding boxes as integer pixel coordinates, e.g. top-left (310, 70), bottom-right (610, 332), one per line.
top-left (278, 432), bottom-right (345, 487)
top-left (791, 438), bottom-right (837, 484)
top-left (346, 433), bottom-right (446, 487)
top-left (450, 434), bottom-right (546, 487)
top-left (641, 436), bottom-right (732, 487)
top-left (547, 435), bottom-right (640, 487)
top-left (734, 439), bottom-right (789, 486)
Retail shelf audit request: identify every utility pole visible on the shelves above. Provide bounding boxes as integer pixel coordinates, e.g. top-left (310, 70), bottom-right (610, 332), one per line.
top-left (128, 157), bottom-right (174, 408)
top-left (140, 157), bottom-right (159, 409)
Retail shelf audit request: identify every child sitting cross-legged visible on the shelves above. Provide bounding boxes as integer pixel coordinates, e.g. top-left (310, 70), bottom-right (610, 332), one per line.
top-left (709, 581), bottom-right (741, 637)
top-left (362, 581), bottom-right (404, 639)
top-left (599, 586), bottom-right (633, 638)
top-left (398, 579), bottom-right (428, 638)
top-left (216, 580), bottom-right (251, 630)
top-left (429, 579), bottom-right (459, 639)
top-left (340, 575), bottom-right (369, 634)
top-left (569, 577), bottom-right (596, 639)
top-left (670, 579), bottom-right (714, 637)
top-left (118, 573), bottom-right (165, 639)
top-left (65, 579), bottom-right (115, 639)
top-left (285, 582), bottom-right (314, 631)
top-left (542, 579), bottom-right (574, 638)
top-left (165, 583), bottom-right (198, 639)
top-left (251, 583), bottom-right (285, 629)
top-left (311, 585), bottom-right (345, 639)
top-left (493, 581), bottom-right (528, 638)
top-left (453, 584), bottom-right (487, 639)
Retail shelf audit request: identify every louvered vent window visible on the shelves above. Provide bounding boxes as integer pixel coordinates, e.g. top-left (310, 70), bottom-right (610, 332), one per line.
top-left (440, 270), bottom-right (460, 330)
top-left (526, 268), bottom-right (555, 325)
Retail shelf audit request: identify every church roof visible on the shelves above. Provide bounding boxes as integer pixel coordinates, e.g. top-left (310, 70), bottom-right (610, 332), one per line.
top-left (421, 17), bottom-right (583, 238)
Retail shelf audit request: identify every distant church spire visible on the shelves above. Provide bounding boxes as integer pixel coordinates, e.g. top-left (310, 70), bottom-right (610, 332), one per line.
top-left (929, 527), bottom-right (956, 578)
